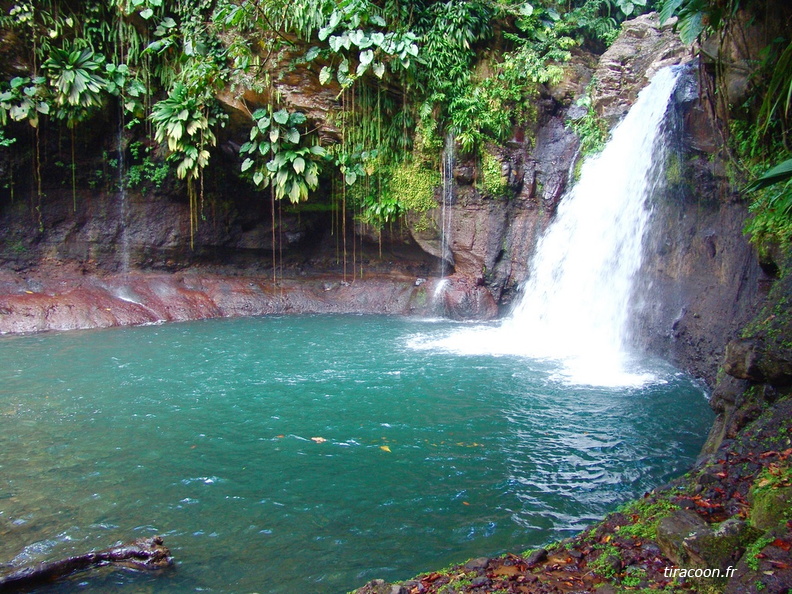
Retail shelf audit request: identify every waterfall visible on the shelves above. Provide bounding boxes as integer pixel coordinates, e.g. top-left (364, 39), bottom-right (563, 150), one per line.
top-left (440, 130), bottom-right (455, 278)
top-left (411, 66), bottom-right (685, 386)
top-left (432, 131), bottom-right (455, 312)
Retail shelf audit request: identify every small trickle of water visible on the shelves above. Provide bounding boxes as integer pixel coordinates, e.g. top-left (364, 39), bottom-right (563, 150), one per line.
top-left (431, 278), bottom-right (450, 314)
top-left (439, 131), bottom-right (455, 277)
top-left (414, 66), bottom-right (685, 386)
top-left (118, 120), bottom-right (130, 275)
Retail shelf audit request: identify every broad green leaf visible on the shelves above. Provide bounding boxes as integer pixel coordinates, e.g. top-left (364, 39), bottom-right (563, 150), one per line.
top-left (286, 128), bottom-right (300, 144)
top-left (329, 35), bottom-right (342, 53)
top-left (370, 15), bottom-right (386, 26)
top-left (359, 49), bottom-right (374, 66)
top-left (305, 46), bottom-right (321, 61)
top-left (350, 29), bottom-right (365, 47)
top-left (252, 108), bottom-right (268, 119)
top-left (340, 32), bottom-right (352, 50)
top-left (745, 158), bottom-right (792, 192)
top-left (276, 168), bottom-right (289, 187)
top-left (373, 62), bottom-right (385, 78)
top-left (258, 141), bottom-right (270, 155)
top-left (659, 0), bottom-right (683, 24)
top-left (519, 3), bottom-right (534, 16)
top-left (289, 180), bottom-right (301, 202)
top-left (371, 32), bottom-right (385, 46)
top-left (10, 105), bottom-right (28, 121)
top-left (319, 66), bottom-right (332, 85)
top-left (310, 145), bottom-right (326, 156)
top-left (305, 168), bottom-right (318, 187)
top-left (678, 12), bottom-right (703, 45)
top-left (273, 109), bottom-right (289, 125)
top-left (345, 170), bottom-right (357, 185)
top-left (293, 156), bottom-right (305, 174)
top-left (289, 112), bottom-right (307, 125)
top-left (318, 26), bottom-right (332, 41)
top-left (241, 157), bottom-right (254, 172)
top-left (270, 127), bottom-right (280, 143)
top-left (140, 7), bottom-right (153, 19)
top-left (253, 170), bottom-right (264, 186)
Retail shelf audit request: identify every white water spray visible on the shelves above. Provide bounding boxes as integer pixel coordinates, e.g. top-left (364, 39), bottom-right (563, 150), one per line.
top-left (411, 66), bottom-right (684, 386)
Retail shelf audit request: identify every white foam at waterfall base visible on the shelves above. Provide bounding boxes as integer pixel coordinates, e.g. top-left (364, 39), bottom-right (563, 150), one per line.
top-left (410, 66), bottom-right (684, 387)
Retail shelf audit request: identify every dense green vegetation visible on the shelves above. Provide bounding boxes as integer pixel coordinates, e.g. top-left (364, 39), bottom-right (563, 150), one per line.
top-left (0, 0), bottom-right (637, 248)
top-left (0, 0), bottom-right (789, 262)
top-left (658, 0), bottom-right (792, 254)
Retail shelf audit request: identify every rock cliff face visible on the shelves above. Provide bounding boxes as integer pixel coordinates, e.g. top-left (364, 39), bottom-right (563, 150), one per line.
top-left (631, 63), bottom-right (766, 385)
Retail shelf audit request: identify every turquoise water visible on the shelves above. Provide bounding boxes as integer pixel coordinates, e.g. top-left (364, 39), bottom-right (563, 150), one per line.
top-left (0, 315), bottom-right (713, 593)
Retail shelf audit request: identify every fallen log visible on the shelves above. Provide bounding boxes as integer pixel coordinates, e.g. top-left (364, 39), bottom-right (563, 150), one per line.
top-left (0, 536), bottom-right (173, 591)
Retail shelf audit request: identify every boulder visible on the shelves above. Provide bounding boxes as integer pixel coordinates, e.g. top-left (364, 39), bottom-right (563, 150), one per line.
top-left (442, 276), bottom-right (499, 320)
top-left (591, 13), bottom-right (688, 123)
top-left (724, 337), bottom-right (792, 385)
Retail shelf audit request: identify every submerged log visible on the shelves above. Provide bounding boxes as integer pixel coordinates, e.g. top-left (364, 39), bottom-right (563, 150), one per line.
top-left (0, 536), bottom-right (173, 591)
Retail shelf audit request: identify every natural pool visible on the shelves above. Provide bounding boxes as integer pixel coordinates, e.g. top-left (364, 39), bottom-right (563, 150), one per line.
top-left (0, 315), bottom-right (713, 593)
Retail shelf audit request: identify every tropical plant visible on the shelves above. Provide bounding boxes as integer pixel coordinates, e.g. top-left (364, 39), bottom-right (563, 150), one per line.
top-left (313, 0), bottom-right (419, 88)
top-left (151, 83), bottom-right (218, 246)
top-left (43, 43), bottom-right (111, 210)
top-left (240, 108), bottom-right (325, 202)
top-left (44, 44), bottom-right (107, 121)
top-left (0, 76), bottom-right (50, 129)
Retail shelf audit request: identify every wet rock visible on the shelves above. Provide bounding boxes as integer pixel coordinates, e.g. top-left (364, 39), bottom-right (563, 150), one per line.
top-left (0, 271), bottom-right (444, 334)
top-left (463, 557), bottom-right (490, 572)
top-left (470, 575), bottom-right (490, 587)
top-left (401, 580), bottom-right (424, 593)
top-left (442, 277), bottom-right (499, 321)
top-left (723, 529), bottom-right (792, 594)
top-left (750, 486), bottom-right (792, 532)
top-left (656, 509), bottom-right (708, 565)
top-left (524, 549), bottom-right (549, 567)
top-left (591, 13), bottom-right (687, 123)
top-left (356, 578), bottom-right (404, 594)
top-left (724, 337), bottom-right (792, 386)
top-left (684, 518), bottom-right (759, 571)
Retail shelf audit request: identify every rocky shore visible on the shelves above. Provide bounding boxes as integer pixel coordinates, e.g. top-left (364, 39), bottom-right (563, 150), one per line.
top-left (0, 263), bottom-right (507, 334)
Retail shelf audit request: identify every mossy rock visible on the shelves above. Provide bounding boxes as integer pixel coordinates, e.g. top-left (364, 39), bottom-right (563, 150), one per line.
top-left (684, 518), bottom-right (762, 574)
top-left (750, 485), bottom-right (792, 531)
top-left (656, 509), bottom-right (707, 565)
